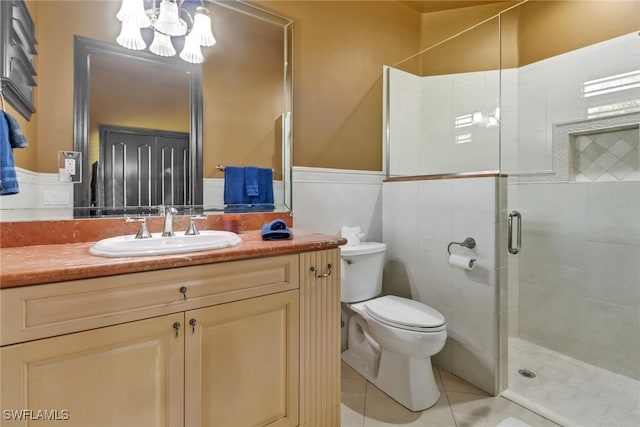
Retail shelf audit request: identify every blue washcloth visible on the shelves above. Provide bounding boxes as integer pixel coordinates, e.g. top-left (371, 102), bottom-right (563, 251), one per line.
top-left (261, 219), bottom-right (292, 240)
top-left (0, 112), bottom-right (19, 195)
top-left (244, 166), bottom-right (259, 197)
top-left (223, 166), bottom-right (246, 204)
top-left (4, 111), bottom-right (28, 148)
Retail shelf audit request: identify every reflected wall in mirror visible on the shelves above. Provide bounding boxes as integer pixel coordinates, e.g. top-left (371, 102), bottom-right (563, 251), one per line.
top-left (74, 36), bottom-right (201, 214)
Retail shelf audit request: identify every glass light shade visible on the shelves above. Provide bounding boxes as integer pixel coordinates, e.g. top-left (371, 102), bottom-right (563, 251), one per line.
top-left (116, 0), bottom-right (150, 28)
top-left (190, 8), bottom-right (216, 47)
top-left (149, 31), bottom-right (176, 57)
top-left (154, 0), bottom-right (186, 37)
top-left (179, 34), bottom-right (204, 64)
top-left (116, 20), bottom-right (146, 51)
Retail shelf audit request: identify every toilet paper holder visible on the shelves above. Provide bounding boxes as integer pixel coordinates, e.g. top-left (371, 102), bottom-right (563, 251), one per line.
top-left (447, 237), bottom-right (476, 255)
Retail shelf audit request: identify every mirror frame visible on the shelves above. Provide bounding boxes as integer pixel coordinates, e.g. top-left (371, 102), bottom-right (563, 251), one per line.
top-left (72, 35), bottom-right (203, 211)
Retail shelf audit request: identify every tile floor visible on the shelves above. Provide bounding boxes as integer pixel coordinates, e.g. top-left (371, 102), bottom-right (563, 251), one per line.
top-left (503, 338), bottom-right (640, 427)
top-left (341, 360), bottom-right (560, 427)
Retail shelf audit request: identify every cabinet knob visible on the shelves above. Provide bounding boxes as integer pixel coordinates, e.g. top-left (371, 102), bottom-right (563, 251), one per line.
top-left (173, 321), bottom-right (181, 337)
top-left (179, 286), bottom-right (187, 301)
top-left (189, 318), bottom-right (197, 333)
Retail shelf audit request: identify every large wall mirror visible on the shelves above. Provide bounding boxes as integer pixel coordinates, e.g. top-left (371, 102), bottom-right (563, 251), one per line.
top-left (0, 0), bottom-right (292, 221)
top-left (75, 0), bottom-right (293, 217)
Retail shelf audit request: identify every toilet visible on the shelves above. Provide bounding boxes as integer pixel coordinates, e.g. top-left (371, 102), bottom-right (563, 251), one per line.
top-left (340, 242), bottom-right (447, 411)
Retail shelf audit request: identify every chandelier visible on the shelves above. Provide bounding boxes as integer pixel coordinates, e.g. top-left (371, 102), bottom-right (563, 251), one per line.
top-left (116, 0), bottom-right (216, 64)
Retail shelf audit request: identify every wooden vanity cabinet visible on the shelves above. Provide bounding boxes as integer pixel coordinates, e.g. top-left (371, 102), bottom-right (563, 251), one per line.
top-left (0, 249), bottom-right (341, 427)
top-left (1, 313), bottom-right (186, 426)
top-left (185, 290), bottom-right (299, 427)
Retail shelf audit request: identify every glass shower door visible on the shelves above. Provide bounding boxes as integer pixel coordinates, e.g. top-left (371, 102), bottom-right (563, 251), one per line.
top-left (500, 2), bottom-right (640, 426)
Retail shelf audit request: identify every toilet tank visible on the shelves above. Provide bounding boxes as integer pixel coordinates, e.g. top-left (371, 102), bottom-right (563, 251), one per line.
top-left (340, 242), bottom-right (386, 303)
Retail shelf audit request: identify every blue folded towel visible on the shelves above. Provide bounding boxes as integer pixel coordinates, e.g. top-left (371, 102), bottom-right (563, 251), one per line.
top-left (223, 166), bottom-right (246, 204)
top-left (244, 166), bottom-right (259, 197)
top-left (261, 219), bottom-right (292, 240)
top-left (0, 112), bottom-right (19, 195)
top-left (224, 166), bottom-right (275, 207)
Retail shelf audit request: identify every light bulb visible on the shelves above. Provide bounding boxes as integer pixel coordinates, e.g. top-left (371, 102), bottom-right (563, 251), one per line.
top-left (116, 0), bottom-right (150, 28)
top-left (149, 31), bottom-right (176, 57)
top-left (179, 33), bottom-right (204, 64)
top-left (190, 7), bottom-right (216, 47)
top-left (154, 0), bottom-right (186, 37)
top-left (116, 20), bottom-right (146, 51)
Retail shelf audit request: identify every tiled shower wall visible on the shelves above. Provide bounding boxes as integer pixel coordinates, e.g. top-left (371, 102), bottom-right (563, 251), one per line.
top-left (382, 175), bottom-right (506, 395)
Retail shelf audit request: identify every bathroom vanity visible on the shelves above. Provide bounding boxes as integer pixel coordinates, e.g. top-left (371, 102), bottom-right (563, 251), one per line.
top-left (0, 228), bottom-right (343, 427)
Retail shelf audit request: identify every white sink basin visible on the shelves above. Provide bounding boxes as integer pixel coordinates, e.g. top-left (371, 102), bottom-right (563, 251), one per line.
top-left (90, 230), bottom-right (242, 258)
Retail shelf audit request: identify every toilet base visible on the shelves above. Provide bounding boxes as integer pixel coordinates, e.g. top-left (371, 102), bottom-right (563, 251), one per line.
top-left (377, 350), bottom-right (440, 411)
top-left (341, 348), bottom-right (441, 412)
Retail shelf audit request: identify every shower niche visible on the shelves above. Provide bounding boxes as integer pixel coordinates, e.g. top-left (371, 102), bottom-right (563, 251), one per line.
top-left (570, 125), bottom-right (639, 182)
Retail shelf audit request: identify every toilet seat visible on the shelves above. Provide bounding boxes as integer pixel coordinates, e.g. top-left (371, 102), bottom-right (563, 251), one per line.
top-left (364, 295), bottom-right (446, 332)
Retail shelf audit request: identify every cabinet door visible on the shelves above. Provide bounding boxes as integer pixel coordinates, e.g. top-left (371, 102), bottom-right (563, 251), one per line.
top-left (1, 313), bottom-right (184, 427)
top-left (185, 290), bottom-right (299, 427)
top-left (299, 249), bottom-right (341, 426)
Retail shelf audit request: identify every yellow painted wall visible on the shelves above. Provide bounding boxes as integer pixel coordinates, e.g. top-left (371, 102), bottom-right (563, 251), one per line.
top-left (11, 0), bottom-right (640, 175)
top-left (505, 0), bottom-right (639, 67)
top-left (259, 1), bottom-right (422, 171)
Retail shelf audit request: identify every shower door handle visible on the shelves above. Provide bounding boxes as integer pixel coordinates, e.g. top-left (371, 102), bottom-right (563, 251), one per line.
top-left (508, 210), bottom-right (521, 255)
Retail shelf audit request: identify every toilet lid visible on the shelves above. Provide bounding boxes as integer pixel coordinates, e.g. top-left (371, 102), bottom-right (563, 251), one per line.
top-left (364, 295), bottom-right (446, 331)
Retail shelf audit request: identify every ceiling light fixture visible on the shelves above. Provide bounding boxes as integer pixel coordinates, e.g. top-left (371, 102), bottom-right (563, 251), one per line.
top-left (116, 0), bottom-right (216, 64)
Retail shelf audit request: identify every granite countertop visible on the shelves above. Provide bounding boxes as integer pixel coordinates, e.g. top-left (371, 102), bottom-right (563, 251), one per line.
top-left (0, 229), bottom-right (347, 289)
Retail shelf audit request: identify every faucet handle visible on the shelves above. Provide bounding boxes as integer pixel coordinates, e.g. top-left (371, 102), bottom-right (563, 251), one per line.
top-left (126, 216), bottom-right (153, 239)
top-left (185, 215), bottom-right (208, 236)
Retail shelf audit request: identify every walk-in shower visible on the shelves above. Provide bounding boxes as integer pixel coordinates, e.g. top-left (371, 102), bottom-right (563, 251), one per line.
top-left (383, 1), bottom-right (639, 426)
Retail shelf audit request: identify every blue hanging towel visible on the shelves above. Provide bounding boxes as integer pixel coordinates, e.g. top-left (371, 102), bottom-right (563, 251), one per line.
top-left (248, 167), bottom-right (274, 210)
top-left (244, 166), bottom-right (259, 197)
top-left (261, 219), bottom-right (292, 240)
top-left (0, 112), bottom-right (19, 195)
top-left (258, 167), bottom-right (274, 204)
top-left (223, 166), bottom-right (247, 204)
top-left (5, 111), bottom-right (28, 148)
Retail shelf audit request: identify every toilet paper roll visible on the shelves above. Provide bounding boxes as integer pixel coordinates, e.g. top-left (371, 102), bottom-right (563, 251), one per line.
top-left (449, 253), bottom-right (476, 270)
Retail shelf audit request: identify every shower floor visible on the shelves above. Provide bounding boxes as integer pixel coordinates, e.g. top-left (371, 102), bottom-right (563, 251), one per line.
top-left (503, 338), bottom-right (640, 427)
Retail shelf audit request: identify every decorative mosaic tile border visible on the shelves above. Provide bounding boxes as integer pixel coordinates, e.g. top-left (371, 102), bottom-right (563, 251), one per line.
top-left (571, 127), bottom-right (639, 182)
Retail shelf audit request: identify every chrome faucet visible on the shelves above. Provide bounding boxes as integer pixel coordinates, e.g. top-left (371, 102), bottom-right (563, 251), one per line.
top-left (161, 206), bottom-right (178, 237)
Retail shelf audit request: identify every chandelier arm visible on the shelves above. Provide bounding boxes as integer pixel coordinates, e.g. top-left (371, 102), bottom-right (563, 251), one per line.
top-left (179, 7), bottom-right (194, 28)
